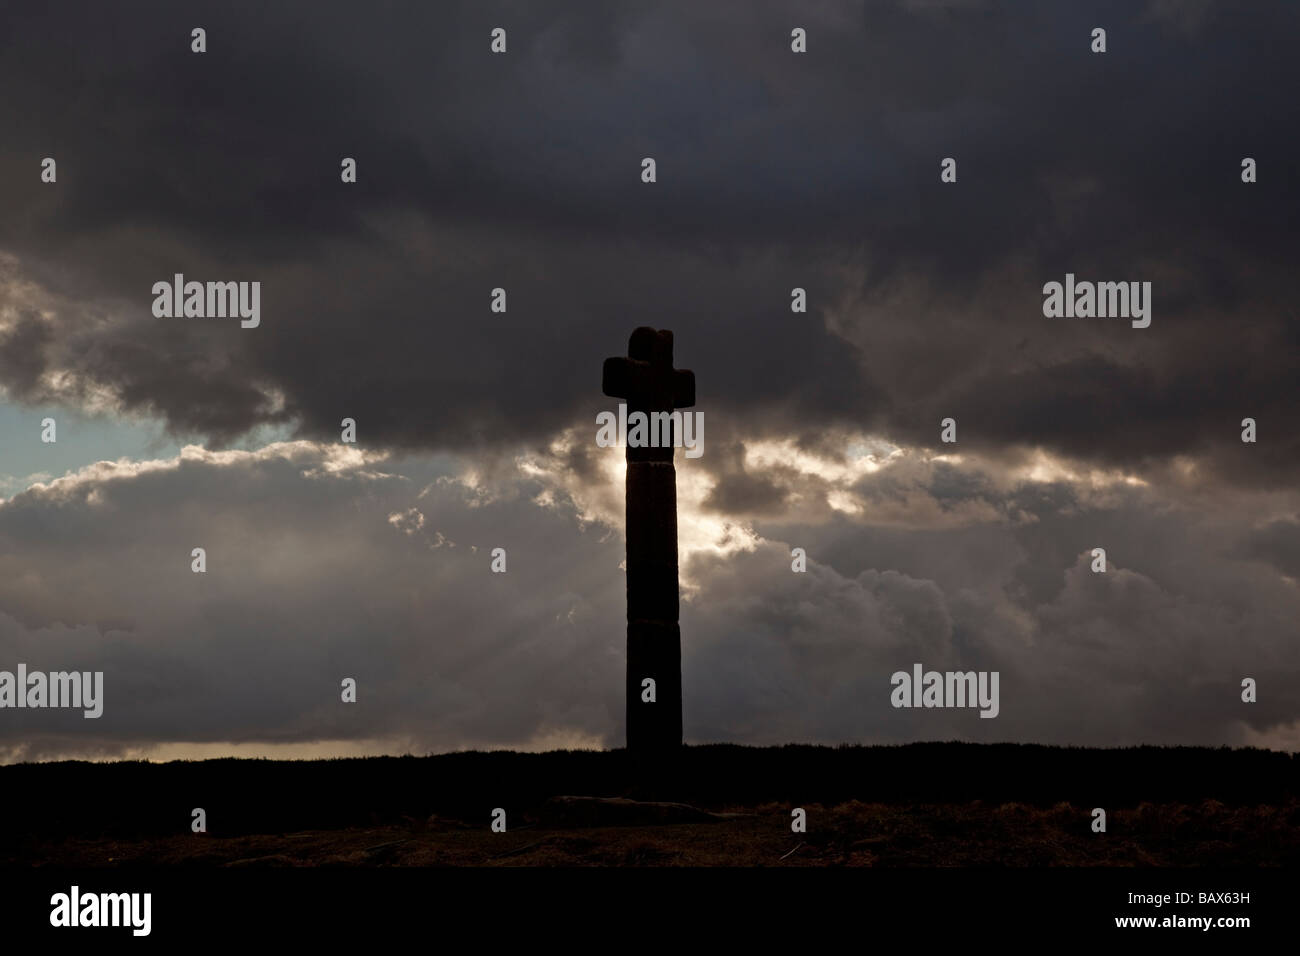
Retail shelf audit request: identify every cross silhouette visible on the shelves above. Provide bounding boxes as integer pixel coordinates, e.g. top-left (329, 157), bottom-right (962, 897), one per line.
top-left (602, 328), bottom-right (696, 449)
top-left (602, 327), bottom-right (695, 753)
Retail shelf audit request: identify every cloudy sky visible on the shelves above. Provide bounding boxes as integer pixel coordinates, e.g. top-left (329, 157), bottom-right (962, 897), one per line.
top-left (1, 0), bottom-right (1297, 762)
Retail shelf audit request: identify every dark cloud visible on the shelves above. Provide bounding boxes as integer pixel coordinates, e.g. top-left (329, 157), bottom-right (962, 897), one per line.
top-left (2, 2), bottom-right (1299, 760)
top-left (0, 444), bottom-right (629, 759)
top-left (0, 0), bottom-right (1295, 488)
top-left (0, 310), bottom-right (51, 397)
top-left (1238, 518), bottom-right (1300, 580)
top-left (2, 441), bottom-right (1296, 759)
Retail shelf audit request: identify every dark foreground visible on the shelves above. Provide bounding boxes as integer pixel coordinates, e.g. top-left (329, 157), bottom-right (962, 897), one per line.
top-left (3, 743), bottom-right (1298, 866)
top-left (15, 799), bottom-right (1300, 867)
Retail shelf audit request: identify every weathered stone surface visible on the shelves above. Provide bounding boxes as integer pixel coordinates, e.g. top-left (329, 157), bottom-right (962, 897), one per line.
top-left (603, 327), bottom-right (694, 753)
top-left (626, 620), bottom-right (681, 750)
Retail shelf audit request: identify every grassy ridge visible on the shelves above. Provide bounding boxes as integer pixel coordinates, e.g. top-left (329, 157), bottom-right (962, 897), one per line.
top-left (1, 743), bottom-right (1295, 844)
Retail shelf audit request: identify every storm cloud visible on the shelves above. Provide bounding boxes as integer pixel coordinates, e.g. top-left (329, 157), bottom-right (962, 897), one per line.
top-left (0, 435), bottom-right (1296, 760)
top-left (1, 1), bottom-right (1296, 477)
top-left (1, 1), bottom-right (1297, 759)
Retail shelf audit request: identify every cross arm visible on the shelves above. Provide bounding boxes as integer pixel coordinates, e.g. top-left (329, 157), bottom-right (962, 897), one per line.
top-left (602, 355), bottom-right (639, 400)
top-left (602, 357), bottom-right (695, 408)
top-left (672, 368), bottom-right (695, 408)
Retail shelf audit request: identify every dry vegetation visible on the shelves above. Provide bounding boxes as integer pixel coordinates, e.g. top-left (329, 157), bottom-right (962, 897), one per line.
top-left (5, 745), bottom-right (1296, 866)
top-left (15, 798), bottom-right (1299, 867)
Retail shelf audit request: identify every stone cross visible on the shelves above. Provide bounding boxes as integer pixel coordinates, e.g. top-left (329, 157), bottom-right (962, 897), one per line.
top-left (602, 327), bottom-right (695, 753)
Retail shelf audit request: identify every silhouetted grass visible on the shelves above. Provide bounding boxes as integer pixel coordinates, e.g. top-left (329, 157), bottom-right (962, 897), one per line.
top-left (1, 743), bottom-right (1294, 848)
